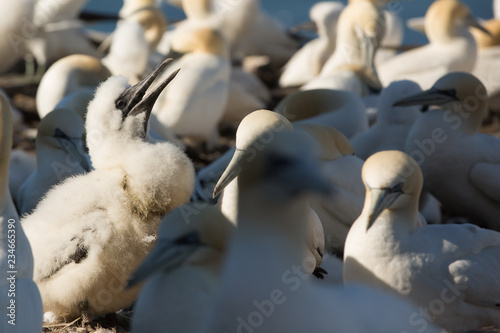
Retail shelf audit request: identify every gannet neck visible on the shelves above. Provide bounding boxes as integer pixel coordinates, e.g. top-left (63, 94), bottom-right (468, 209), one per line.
top-left (0, 93), bottom-right (13, 207)
top-left (434, 72), bottom-right (488, 135)
top-left (377, 80), bottom-right (422, 125)
top-left (425, 0), bottom-right (477, 43)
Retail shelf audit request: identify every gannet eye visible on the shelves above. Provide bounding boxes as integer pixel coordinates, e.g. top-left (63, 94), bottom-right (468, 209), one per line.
top-left (387, 182), bottom-right (404, 194)
top-left (116, 99), bottom-right (127, 111)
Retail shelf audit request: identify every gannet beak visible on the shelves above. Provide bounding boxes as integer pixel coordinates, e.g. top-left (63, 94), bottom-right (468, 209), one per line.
top-left (392, 88), bottom-right (459, 109)
top-left (289, 20), bottom-right (317, 34)
top-left (464, 14), bottom-right (492, 37)
top-left (126, 231), bottom-right (201, 288)
top-left (213, 148), bottom-right (248, 198)
top-left (366, 186), bottom-right (403, 231)
top-left (115, 58), bottom-right (180, 133)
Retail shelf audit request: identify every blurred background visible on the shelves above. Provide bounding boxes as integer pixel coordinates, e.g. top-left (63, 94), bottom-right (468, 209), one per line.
top-left (84, 0), bottom-right (493, 45)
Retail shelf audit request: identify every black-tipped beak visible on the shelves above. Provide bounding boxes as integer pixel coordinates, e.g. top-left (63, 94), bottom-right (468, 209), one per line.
top-left (392, 88), bottom-right (459, 108)
top-left (115, 58), bottom-right (180, 134)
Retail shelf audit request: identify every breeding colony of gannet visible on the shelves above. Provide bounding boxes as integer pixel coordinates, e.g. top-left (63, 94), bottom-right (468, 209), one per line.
top-left (0, 0), bottom-right (499, 332)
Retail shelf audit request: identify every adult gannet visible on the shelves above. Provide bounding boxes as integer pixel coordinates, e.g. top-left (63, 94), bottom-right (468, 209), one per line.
top-left (129, 203), bottom-right (234, 333)
top-left (279, 2), bottom-right (345, 88)
top-left (213, 110), bottom-right (363, 256)
top-left (0, 0), bottom-right (35, 74)
top-left (202, 131), bottom-right (441, 333)
top-left (150, 26), bottom-right (230, 148)
top-left (344, 150), bottom-right (500, 332)
top-left (395, 72), bottom-right (500, 231)
top-left (274, 89), bottom-right (368, 138)
top-left (212, 110), bottom-right (327, 277)
top-left (16, 108), bottom-right (90, 216)
top-left (320, 0), bottom-right (385, 79)
top-left (378, 0), bottom-right (489, 90)
top-left (0, 93), bottom-right (43, 333)
top-left (21, 59), bottom-right (195, 321)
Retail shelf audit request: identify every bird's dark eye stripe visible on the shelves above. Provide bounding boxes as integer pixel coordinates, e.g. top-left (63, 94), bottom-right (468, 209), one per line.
top-left (388, 182), bottom-right (404, 193)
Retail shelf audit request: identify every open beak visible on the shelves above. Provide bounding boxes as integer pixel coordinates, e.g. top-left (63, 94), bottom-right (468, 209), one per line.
top-left (213, 148), bottom-right (248, 198)
top-left (464, 14), bottom-right (492, 37)
top-left (115, 58), bottom-right (180, 134)
top-left (127, 231), bottom-right (201, 288)
top-left (366, 187), bottom-right (403, 231)
top-left (392, 88), bottom-right (459, 108)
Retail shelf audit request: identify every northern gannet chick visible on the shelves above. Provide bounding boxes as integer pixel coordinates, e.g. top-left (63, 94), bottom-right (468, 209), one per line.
top-left (21, 59), bottom-right (195, 321)
top-left (0, 92), bottom-right (43, 332)
top-left (212, 111), bottom-right (327, 277)
top-left (274, 89), bottom-right (368, 138)
top-left (36, 54), bottom-right (111, 119)
top-left (16, 108), bottom-right (90, 216)
top-left (129, 203), bottom-right (234, 333)
top-left (0, 0), bottom-right (35, 74)
top-left (320, 0), bottom-right (385, 78)
top-left (350, 80), bottom-right (423, 160)
top-left (344, 150), bottom-right (500, 332)
top-left (378, 0), bottom-right (489, 90)
top-left (279, 2), bottom-right (345, 88)
top-left (395, 72), bottom-right (500, 231)
top-left (150, 26), bottom-right (230, 148)
top-left (8, 150), bottom-right (37, 205)
top-left (202, 131), bottom-right (441, 333)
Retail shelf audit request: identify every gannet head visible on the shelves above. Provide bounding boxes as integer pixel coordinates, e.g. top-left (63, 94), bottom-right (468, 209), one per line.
top-left (361, 150), bottom-right (423, 230)
top-left (393, 72), bottom-right (488, 134)
top-left (86, 58), bottom-right (178, 146)
top-left (213, 110), bottom-right (293, 197)
top-left (37, 108), bottom-right (90, 171)
top-left (377, 80), bottom-right (422, 125)
top-left (425, 0), bottom-right (490, 43)
top-left (238, 130), bottom-right (331, 202)
top-left (122, 0), bottom-right (168, 50)
top-left (471, 19), bottom-right (500, 49)
top-left (337, 0), bottom-right (385, 51)
top-left (171, 25), bottom-right (229, 58)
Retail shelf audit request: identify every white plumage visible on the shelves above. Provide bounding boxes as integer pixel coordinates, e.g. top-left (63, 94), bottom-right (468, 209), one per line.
top-left (21, 60), bottom-right (195, 321)
top-left (344, 150), bottom-right (500, 332)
